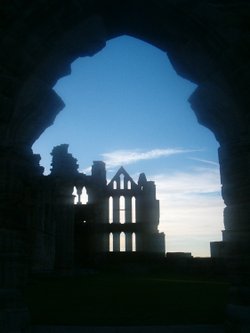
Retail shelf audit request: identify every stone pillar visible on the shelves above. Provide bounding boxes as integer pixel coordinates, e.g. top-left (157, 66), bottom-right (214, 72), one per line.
top-left (125, 196), bottom-right (132, 223)
top-left (219, 142), bottom-right (250, 332)
top-left (102, 198), bottom-right (110, 252)
top-left (135, 232), bottom-right (143, 252)
top-left (113, 196), bottom-right (119, 223)
top-left (0, 146), bottom-right (42, 332)
top-left (101, 233), bottom-right (109, 253)
top-left (76, 186), bottom-right (82, 204)
top-left (93, 197), bottom-right (110, 253)
top-left (113, 233), bottom-right (120, 252)
top-left (29, 180), bottom-right (56, 273)
top-left (103, 197), bottom-right (109, 224)
top-left (188, 74), bottom-right (250, 331)
top-left (125, 232), bottom-right (132, 252)
top-left (54, 181), bottom-right (75, 273)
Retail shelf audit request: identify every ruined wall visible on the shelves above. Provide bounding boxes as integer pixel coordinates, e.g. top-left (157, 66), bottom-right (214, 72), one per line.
top-left (107, 168), bottom-right (165, 255)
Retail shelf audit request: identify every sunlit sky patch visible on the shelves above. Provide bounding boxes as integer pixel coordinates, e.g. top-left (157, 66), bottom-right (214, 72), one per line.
top-left (32, 36), bottom-right (224, 257)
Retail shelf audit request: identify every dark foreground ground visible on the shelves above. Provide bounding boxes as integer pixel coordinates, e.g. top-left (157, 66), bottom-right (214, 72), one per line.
top-left (32, 325), bottom-right (224, 333)
top-left (23, 266), bottom-right (229, 327)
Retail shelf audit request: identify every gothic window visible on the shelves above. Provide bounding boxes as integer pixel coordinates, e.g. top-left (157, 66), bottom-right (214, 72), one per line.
top-left (109, 233), bottom-right (113, 252)
top-left (132, 233), bottom-right (136, 252)
top-left (119, 196), bottom-right (125, 224)
top-left (120, 174), bottom-right (125, 189)
top-left (120, 232), bottom-right (125, 252)
top-left (72, 186), bottom-right (88, 204)
top-left (132, 196), bottom-right (136, 223)
top-left (109, 196), bottom-right (113, 223)
top-left (72, 186), bottom-right (78, 205)
top-left (81, 187), bottom-right (88, 204)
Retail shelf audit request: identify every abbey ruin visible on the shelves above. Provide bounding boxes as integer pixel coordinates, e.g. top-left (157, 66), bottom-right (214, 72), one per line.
top-left (31, 144), bottom-right (165, 272)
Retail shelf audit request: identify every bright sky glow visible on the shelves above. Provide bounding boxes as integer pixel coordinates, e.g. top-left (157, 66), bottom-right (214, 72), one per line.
top-left (32, 36), bottom-right (224, 257)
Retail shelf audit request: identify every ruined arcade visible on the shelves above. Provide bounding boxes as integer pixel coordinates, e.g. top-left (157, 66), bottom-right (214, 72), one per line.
top-left (42, 144), bottom-right (165, 271)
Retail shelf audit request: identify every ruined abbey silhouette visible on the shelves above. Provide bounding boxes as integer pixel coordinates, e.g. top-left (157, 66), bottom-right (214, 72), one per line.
top-left (32, 144), bottom-right (165, 272)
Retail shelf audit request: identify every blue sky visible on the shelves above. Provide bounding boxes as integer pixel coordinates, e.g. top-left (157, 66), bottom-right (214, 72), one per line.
top-left (32, 36), bottom-right (224, 257)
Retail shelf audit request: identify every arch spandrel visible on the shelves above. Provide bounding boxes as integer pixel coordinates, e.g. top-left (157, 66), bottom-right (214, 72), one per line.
top-left (3, 15), bottom-right (107, 147)
top-left (2, 1), bottom-right (250, 147)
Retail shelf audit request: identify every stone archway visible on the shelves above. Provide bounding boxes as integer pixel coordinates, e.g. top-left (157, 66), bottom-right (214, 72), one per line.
top-left (0, 1), bottom-right (250, 332)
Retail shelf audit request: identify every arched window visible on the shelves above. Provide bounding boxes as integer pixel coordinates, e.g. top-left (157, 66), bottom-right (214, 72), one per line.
top-left (127, 180), bottom-right (131, 190)
top-left (132, 233), bottom-right (136, 252)
top-left (119, 196), bottom-right (125, 224)
top-left (72, 186), bottom-right (78, 205)
top-left (72, 186), bottom-right (88, 204)
top-left (81, 186), bottom-right (88, 204)
top-left (120, 174), bottom-right (124, 189)
top-left (109, 233), bottom-right (113, 252)
top-left (120, 232), bottom-right (125, 252)
top-left (109, 196), bottom-right (113, 223)
top-left (132, 196), bottom-right (136, 223)
top-left (113, 181), bottom-right (117, 189)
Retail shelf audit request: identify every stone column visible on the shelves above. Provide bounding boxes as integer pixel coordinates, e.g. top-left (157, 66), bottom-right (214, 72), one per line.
top-left (218, 142), bottom-right (250, 332)
top-left (113, 196), bottom-right (119, 223)
top-left (113, 233), bottom-right (120, 252)
top-left (101, 233), bottom-right (109, 253)
top-left (29, 180), bottom-right (56, 273)
top-left (135, 232), bottom-right (143, 252)
top-left (0, 146), bottom-right (42, 332)
top-left (125, 232), bottom-right (132, 252)
top-left (54, 181), bottom-right (75, 273)
top-left (125, 196), bottom-right (132, 223)
top-left (188, 75), bottom-right (250, 331)
top-left (101, 198), bottom-right (110, 252)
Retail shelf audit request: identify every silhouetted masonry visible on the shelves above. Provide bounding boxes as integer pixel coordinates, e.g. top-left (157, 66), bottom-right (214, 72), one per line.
top-left (31, 144), bottom-right (165, 272)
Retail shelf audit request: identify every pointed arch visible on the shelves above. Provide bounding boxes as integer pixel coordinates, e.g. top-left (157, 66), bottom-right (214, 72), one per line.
top-left (109, 196), bottom-right (113, 223)
top-left (120, 174), bottom-right (125, 189)
top-left (132, 196), bottom-right (136, 223)
top-left (119, 196), bottom-right (125, 224)
top-left (120, 232), bottom-right (125, 252)
top-left (109, 233), bottom-right (113, 252)
top-left (132, 233), bottom-right (136, 252)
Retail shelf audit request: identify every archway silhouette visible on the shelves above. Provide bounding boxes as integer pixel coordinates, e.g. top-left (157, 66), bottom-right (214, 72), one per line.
top-left (1, 2), bottom-right (250, 331)
top-left (33, 35), bottom-right (223, 257)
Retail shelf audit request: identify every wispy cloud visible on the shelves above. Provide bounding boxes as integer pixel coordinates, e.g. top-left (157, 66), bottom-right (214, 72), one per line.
top-left (154, 167), bottom-right (221, 195)
top-left (189, 157), bottom-right (219, 167)
top-left (81, 153), bottom-right (224, 257)
top-left (102, 148), bottom-right (195, 168)
top-left (152, 166), bottom-right (224, 257)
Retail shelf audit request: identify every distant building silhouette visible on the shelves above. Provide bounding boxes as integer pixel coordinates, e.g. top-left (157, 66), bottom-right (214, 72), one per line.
top-left (31, 144), bottom-right (165, 272)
